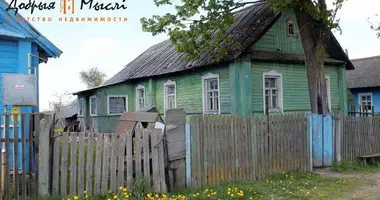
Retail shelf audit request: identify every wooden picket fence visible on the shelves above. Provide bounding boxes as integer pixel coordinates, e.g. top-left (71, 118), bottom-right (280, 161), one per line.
top-left (189, 113), bottom-right (309, 188)
top-left (0, 113), bottom-right (48, 200)
top-left (341, 116), bottom-right (380, 160)
top-left (51, 128), bottom-right (167, 197)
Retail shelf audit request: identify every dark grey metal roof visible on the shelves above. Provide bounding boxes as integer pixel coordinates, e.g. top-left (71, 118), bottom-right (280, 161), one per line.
top-left (73, 1), bottom-right (353, 95)
top-left (347, 56), bottom-right (380, 89)
top-left (73, 2), bottom-right (278, 94)
top-left (56, 100), bottom-right (78, 119)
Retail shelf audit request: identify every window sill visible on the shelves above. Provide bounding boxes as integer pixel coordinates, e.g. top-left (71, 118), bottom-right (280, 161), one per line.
top-left (107, 113), bottom-right (123, 116)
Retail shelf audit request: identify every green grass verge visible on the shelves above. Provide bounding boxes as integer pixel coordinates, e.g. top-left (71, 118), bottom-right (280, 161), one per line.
top-left (331, 159), bottom-right (380, 173)
top-left (39, 171), bottom-right (371, 200)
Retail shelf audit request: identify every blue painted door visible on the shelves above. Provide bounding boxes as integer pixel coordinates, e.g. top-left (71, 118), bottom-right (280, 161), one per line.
top-left (310, 114), bottom-right (334, 167)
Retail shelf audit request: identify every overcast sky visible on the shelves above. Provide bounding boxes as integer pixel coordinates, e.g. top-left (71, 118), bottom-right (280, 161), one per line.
top-left (8, 0), bottom-right (380, 110)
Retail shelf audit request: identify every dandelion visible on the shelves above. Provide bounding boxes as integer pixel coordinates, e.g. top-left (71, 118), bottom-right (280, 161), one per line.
top-left (320, 193), bottom-right (325, 197)
top-left (73, 196), bottom-right (79, 200)
top-left (113, 195), bottom-right (118, 199)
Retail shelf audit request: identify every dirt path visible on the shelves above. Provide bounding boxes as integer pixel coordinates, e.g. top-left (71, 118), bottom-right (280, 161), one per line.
top-left (315, 170), bottom-right (380, 200)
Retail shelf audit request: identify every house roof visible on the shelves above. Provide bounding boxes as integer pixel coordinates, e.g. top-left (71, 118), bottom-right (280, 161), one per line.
top-left (56, 100), bottom-right (78, 119)
top-left (0, 0), bottom-right (62, 58)
top-left (73, 1), bottom-right (353, 95)
top-left (347, 56), bottom-right (380, 89)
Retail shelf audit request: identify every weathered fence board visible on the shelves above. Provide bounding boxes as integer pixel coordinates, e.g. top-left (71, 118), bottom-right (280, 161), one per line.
top-left (341, 116), bottom-right (380, 160)
top-left (51, 128), bottom-right (168, 197)
top-left (189, 114), bottom-right (309, 188)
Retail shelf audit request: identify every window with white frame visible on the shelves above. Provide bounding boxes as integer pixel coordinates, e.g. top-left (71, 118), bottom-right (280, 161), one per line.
top-left (325, 76), bottom-right (331, 112)
top-left (287, 20), bottom-right (295, 36)
top-left (108, 95), bottom-right (128, 115)
top-left (89, 95), bottom-right (97, 116)
top-left (202, 73), bottom-right (220, 114)
top-left (78, 98), bottom-right (83, 116)
top-left (359, 93), bottom-right (373, 112)
top-left (263, 70), bottom-right (283, 113)
top-left (164, 80), bottom-right (176, 111)
top-left (136, 85), bottom-right (145, 111)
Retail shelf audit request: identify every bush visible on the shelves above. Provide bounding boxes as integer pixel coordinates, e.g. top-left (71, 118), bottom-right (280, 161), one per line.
top-left (132, 177), bottom-right (151, 199)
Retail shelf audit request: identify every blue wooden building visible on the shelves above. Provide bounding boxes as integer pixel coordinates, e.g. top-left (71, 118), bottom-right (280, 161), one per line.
top-left (0, 0), bottom-right (62, 171)
top-left (0, 0), bottom-right (62, 114)
top-left (347, 56), bottom-right (380, 114)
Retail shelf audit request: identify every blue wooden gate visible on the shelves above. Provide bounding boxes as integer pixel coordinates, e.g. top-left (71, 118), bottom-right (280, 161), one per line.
top-left (309, 114), bottom-right (334, 167)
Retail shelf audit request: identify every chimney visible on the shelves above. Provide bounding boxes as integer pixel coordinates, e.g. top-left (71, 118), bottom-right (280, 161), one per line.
top-left (345, 49), bottom-right (349, 58)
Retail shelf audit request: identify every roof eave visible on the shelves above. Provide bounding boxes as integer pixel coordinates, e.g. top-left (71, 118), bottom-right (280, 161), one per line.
top-left (0, 0), bottom-right (63, 58)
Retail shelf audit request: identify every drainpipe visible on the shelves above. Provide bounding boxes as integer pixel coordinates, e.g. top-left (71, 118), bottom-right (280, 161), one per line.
top-left (28, 53), bottom-right (47, 111)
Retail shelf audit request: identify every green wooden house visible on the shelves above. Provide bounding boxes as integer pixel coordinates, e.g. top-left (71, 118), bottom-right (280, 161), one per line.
top-left (73, 2), bottom-right (353, 132)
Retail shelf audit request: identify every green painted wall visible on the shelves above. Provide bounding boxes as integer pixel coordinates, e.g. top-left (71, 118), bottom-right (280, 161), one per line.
top-left (78, 65), bottom-right (230, 132)
top-left (155, 66), bottom-right (231, 115)
top-left (251, 62), bottom-right (341, 114)
top-left (252, 12), bottom-right (331, 57)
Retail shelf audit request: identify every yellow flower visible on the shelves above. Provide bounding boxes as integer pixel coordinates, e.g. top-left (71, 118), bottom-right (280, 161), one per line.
top-left (231, 194), bottom-right (234, 197)
top-left (119, 186), bottom-right (123, 190)
top-left (107, 199), bottom-right (111, 200)
top-left (85, 195), bottom-right (88, 198)
top-left (84, 191), bottom-right (87, 194)
top-left (320, 194), bottom-right (325, 197)
top-left (73, 196), bottom-right (79, 200)
top-left (306, 191), bottom-right (310, 195)
top-left (113, 195), bottom-right (118, 199)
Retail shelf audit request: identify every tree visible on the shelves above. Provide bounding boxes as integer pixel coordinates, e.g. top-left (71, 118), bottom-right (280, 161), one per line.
top-left (46, 90), bottom-right (73, 113)
top-left (79, 67), bottom-right (107, 88)
top-left (141, 0), bottom-right (345, 115)
top-left (369, 15), bottom-right (380, 37)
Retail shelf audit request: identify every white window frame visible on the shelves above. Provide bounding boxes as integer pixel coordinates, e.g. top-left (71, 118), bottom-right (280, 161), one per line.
top-left (325, 75), bottom-right (331, 112)
top-left (107, 95), bottom-right (129, 115)
top-left (89, 95), bottom-right (97, 116)
top-left (358, 92), bottom-right (373, 113)
top-left (263, 70), bottom-right (283, 114)
top-left (135, 84), bottom-right (146, 111)
top-left (202, 72), bottom-right (221, 114)
top-left (287, 19), bottom-right (295, 36)
top-left (78, 98), bottom-right (84, 117)
top-left (164, 79), bottom-right (177, 112)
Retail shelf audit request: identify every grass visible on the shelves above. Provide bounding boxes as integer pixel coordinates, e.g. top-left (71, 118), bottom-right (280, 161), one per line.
top-left (331, 159), bottom-right (380, 173)
top-left (39, 171), bottom-right (371, 200)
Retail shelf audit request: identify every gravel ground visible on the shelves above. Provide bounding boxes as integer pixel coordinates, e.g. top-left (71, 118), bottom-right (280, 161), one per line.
top-left (316, 169), bottom-right (380, 200)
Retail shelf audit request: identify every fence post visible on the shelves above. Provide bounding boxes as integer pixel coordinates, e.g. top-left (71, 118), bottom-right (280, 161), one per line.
top-left (38, 117), bottom-right (53, 196)
top-left (185, 123), bottom-right (191, 186)
top-left (334, 113), bottom-right (342, 163)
